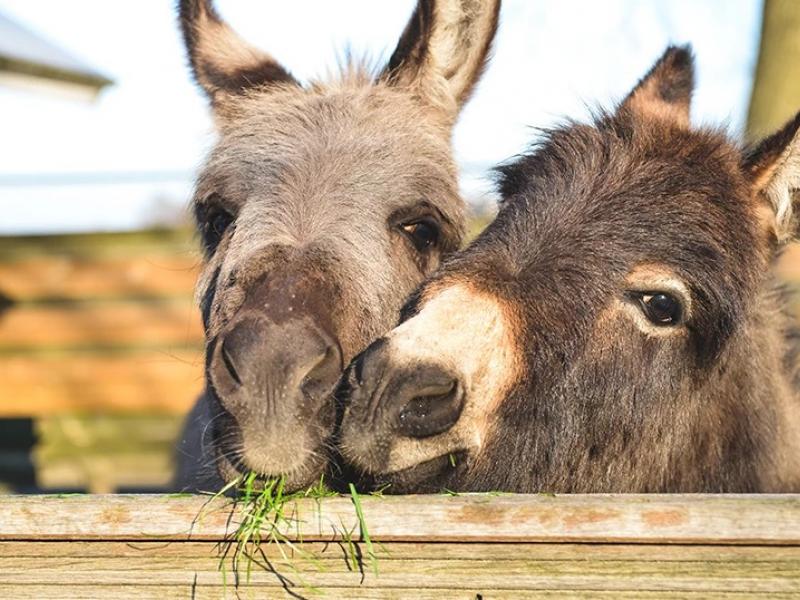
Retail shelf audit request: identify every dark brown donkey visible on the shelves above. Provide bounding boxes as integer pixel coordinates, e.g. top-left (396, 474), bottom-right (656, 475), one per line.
top-left (174, 0), bottom-right (501, 491)
top-left (339, 46), bottom-right (800, 493)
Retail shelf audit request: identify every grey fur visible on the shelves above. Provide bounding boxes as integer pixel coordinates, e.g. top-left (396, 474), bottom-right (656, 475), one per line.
top-left (174, 0), bottom-right (500, 491)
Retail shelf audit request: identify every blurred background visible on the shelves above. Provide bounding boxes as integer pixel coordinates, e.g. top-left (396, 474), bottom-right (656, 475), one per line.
top-left (0, 0), bottom-right (798, 493)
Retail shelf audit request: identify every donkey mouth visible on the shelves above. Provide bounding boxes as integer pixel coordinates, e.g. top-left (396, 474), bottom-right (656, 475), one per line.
top-left (372, 450), bottom-right (468, 494)
top-left (214, 444), bottom-right (327, 493)
top-left (206, 370), bottom-right (337, 492)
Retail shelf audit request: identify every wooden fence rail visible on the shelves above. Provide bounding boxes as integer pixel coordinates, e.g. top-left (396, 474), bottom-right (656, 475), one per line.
top-left (0, 493), bottom-right (798, 598)
top-left (0, 230), bottom-right (203, 418)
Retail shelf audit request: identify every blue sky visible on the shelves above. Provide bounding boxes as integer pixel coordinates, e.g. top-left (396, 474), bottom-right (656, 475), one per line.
top-left (0, 0), bottom-right (763, 234)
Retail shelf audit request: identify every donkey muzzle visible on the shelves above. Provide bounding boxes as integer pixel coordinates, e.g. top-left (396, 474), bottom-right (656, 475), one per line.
top-left (212, 315), bottom-right (342, 420)
top-left (208, 309), bottom-right (342, 484)
top-left (343, 338), bottom-right (464, 441)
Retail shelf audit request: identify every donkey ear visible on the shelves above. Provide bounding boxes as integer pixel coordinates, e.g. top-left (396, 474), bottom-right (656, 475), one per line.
top-left (743, 111), bottom-right (800, 242)
top-left (619, 45), bottom-right (695, 127)
top-left (178, 0), bottom-right (297, 104)
top-left (381, 0), bottom-right (501, 121)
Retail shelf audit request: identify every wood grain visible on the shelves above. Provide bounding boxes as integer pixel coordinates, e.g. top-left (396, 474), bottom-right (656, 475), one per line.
top-left (0, 494), bottom-right (798, 544)
top-left (0, 494), bottom-right (797, 598)
top-left (0, 231), bottom-right (203, 418)
top-left (0, 302), bottom-right (202, 349)
top-left (3, 540), bottom-right (799, 561)
top-left (3, 587), bottom-right (793, 600)
top-left (0, 558), bottom-right (796, 591)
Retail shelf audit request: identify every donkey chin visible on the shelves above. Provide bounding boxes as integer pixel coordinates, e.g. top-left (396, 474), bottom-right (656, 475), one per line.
top-left (207, 389), bottom-right (336, 490)
top-left (340, 417), bottom-right (478, 495)
top-left (213, 424), bottom-right (329, 492)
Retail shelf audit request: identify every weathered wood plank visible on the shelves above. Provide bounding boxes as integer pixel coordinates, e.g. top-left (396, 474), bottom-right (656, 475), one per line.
top-left (0, 494), bottom-right (798, 544)
top-left (3, 541), bottom-right (798, 562)
top-left (0, 302), bottom-right (201, 348)
top-left (0, 353), bottom-right (202, 416)
top-left (0, 495), bottom-right (797, 598)
top-left (0, 541), bottom-right (797, 594)
top-left (0, 542), bottom-right (796, 595)
top-left (1, 562), bottom-right (796, 592)
top-left (1, 541), bottom-right (798, 584)
top-left (4, 586), bottom-right (792, 600)
top-left (0, 255), bottom-right (198, 301)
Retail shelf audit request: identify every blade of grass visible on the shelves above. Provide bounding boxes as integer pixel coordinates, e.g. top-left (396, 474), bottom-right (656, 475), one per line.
top-left (348, 483), bottom-right (377, 577)
top-left (338, 518), bottom-right (359, 572)
top-left (214, 473), bottom-right (340, 595)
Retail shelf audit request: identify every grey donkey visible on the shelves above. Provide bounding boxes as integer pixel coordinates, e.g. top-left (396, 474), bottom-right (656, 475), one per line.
top-left (173, 0), bottom-right (502, 492)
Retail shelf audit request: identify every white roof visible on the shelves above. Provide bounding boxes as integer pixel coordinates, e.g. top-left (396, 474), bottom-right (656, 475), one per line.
top-left (0, 11), bottom-right (112, 91)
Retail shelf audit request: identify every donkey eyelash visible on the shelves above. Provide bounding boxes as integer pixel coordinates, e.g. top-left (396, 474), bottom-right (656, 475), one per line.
top-left (623, 266), bottom-right (693, 319)
top-left (195, 200), bottom-right (236, 256)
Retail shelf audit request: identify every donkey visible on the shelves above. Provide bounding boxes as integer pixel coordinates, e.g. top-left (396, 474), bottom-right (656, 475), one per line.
top-left (173, 0), bottom-right (501, 492)
top-left (338, 46), bottom-right (800, 494)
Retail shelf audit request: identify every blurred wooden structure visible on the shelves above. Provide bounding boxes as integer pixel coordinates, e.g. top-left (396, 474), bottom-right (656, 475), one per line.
top-left (0, 493), bottom-right (797, 598)
top-left (0, 230), bottom-right (202, 492)
top-left (0, 229), bottom-right (203, 417)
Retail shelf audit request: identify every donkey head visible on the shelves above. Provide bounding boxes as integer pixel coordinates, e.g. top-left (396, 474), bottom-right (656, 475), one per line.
top-left (340, 46), bottom-right (800, 493)
top-left (180, 0), bottom-right (500, 490)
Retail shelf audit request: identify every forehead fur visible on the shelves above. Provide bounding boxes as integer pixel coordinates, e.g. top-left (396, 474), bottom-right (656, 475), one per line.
top-left (496, 111), bottom-right (742, 202)
top-left (492, 110), bottom-right (758, 261)
top-left (216, 67), bottom-right (450, 140)
top-left (479, 110), bottom-right (769, 363)
top-left (195, 72), bottom-right (462, 226)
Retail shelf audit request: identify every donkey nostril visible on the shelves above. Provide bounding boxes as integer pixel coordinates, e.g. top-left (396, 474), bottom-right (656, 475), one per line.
top-left (353, 352), bottom-right (366, 386)
top-left (220, 339), bottom-right (243, 386)
top-left (301, 339), bottom-right (343, 399)
top-left (397, 378), bottom-right (463, 439)
top-left (217, 318), bottom-right (263, 388)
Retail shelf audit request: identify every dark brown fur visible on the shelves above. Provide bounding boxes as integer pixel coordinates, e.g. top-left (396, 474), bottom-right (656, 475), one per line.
top-left (339, 46), bottom-right (800, 493)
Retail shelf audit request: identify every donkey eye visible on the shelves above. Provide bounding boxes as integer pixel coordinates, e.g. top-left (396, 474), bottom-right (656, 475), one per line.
top-left (199, 204), bottom-right (234, 254)
top-left (635, 292), bottom-right (683, 326)
top-left (210, 209), bottom-right (233, 238)
top-left (401, 219), bottom-right (439, 252)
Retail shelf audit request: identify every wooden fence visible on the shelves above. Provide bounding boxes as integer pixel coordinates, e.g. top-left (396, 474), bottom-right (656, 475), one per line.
top-left (0, 493), bottom-right (798, 598)
top-left (0, 229), bottom-right (203, 417)
top-left (0, 230), bottom-right (203, 491)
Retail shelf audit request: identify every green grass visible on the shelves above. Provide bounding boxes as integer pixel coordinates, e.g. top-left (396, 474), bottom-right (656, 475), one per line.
top-left (209, 474), bottom-right (381, 594)
top-left (349, 483), bottom-right (377, 577)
